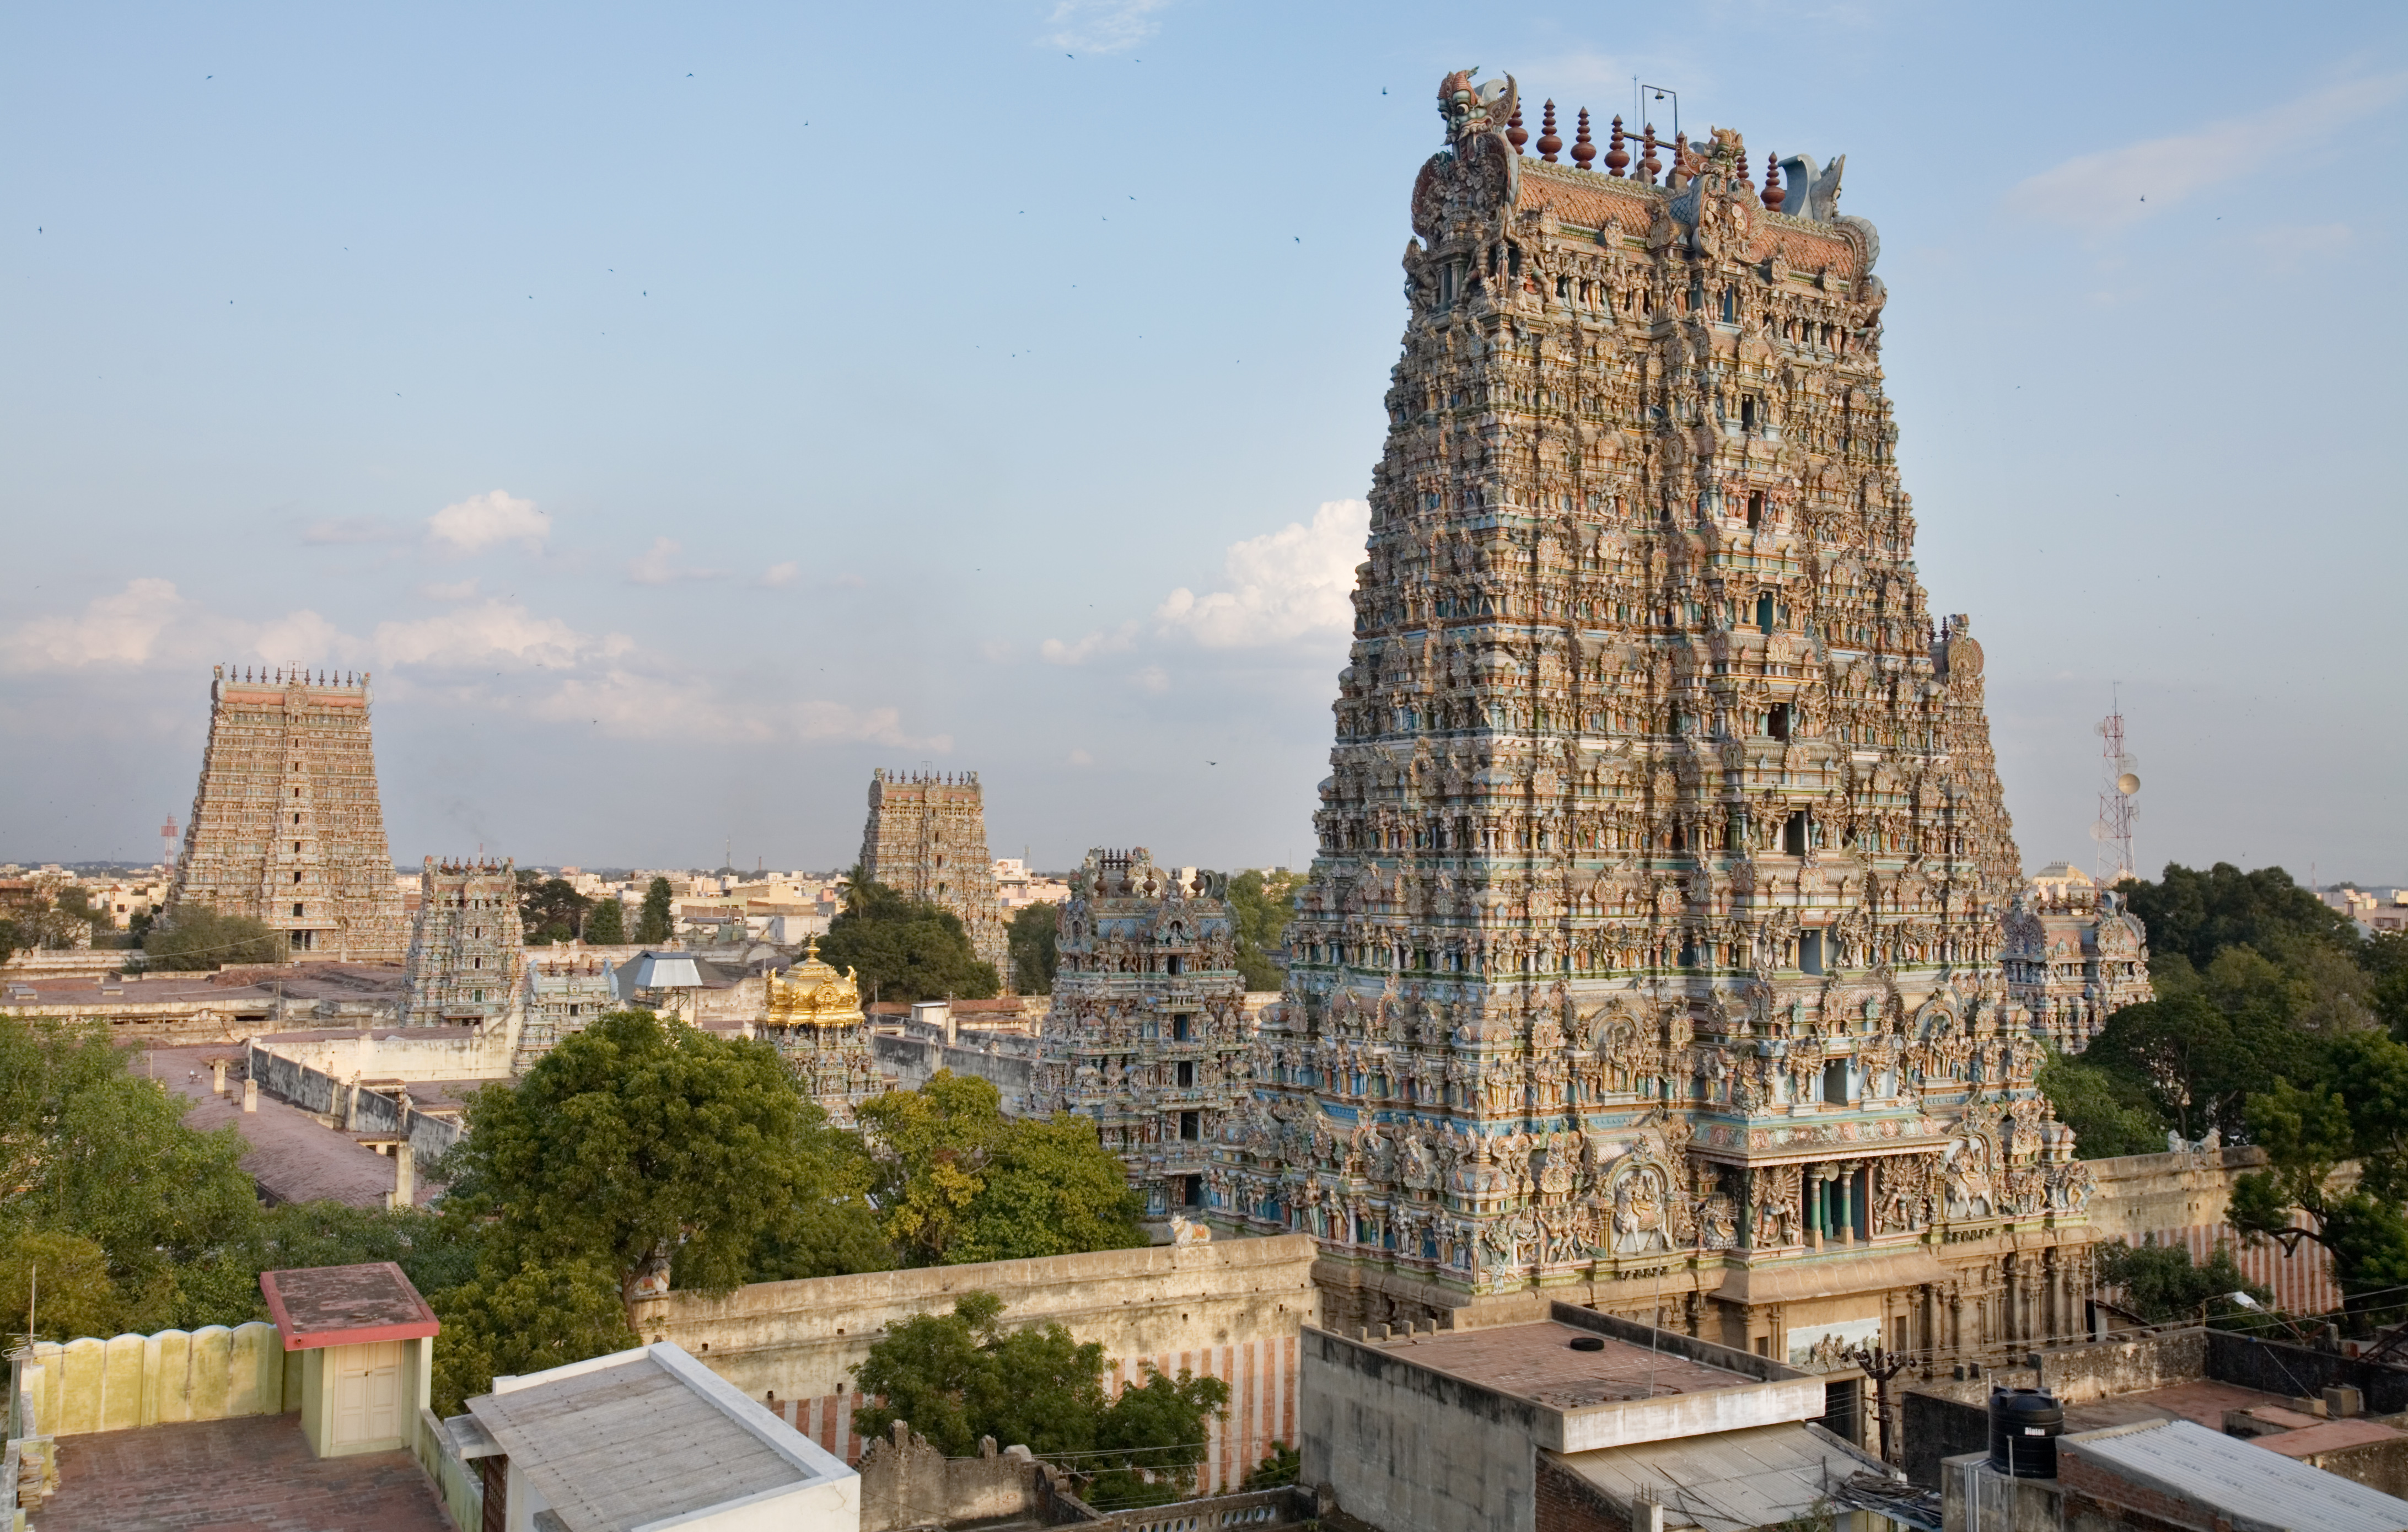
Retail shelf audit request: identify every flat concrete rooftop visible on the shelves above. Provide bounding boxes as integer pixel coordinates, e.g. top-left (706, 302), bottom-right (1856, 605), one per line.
top-left (1388, 1320), bottom-right (1743, 1407)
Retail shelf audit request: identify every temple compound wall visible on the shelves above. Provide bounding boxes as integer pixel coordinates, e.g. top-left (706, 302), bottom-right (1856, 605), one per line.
top-left (400, 857), bottom-right (525, 1030)
top-left (626, 1232), bottom-right (1319, 1495)
top-left (165, 665), bottom-right (407, 962)
top-left (1207, 72), bottom-right (2144, 1373)
top-left (1036, 848), bottom-right (1256, 1218)
top-left (859, 768), bottom-right (1008, 978)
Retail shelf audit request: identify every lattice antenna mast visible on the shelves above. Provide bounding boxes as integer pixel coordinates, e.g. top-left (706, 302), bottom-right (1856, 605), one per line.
top-left (2092, 692), bottom-right (2139, 885)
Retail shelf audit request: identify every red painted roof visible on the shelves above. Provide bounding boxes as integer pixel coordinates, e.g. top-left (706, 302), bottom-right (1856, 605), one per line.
top-left (259, 1262), bottom-right (440, 1351)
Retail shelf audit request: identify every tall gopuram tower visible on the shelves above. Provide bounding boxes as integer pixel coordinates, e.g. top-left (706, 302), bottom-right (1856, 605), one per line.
top-left (858, 768), bottom-right (1008, 980)
top-left (1208, 73), bottom-right (2109, 1368)
top-left (401, 856), bottom-right (526, 1029)
top-left (1034, 848), bottom-right (1254, 1222)
top-left (165, 665), bottom-right (408, 963)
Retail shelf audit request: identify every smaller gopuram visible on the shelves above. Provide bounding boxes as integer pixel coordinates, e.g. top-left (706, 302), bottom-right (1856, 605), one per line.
top-left (2003, 884), bottom-right (2153, 1053)
top-left (760, 940), bottom-right (888, 1125)
top-left (1036, 848), bottom-right (1253, 1219)
top-left (858, 768), bottom-right (1009, 980)
top-left (400, 856), bottom-right (526, 1030)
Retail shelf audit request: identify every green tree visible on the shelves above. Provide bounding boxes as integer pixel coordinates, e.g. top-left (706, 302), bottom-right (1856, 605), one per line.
top-left (0, 1231), bottom-right (132, 1343)
top-left (856, 1072), bottom-right (1146, 1267)
top-left (1243, 1442), bottom-right (1300, 1491)
top-left (820, 877), bottom-right (1000, 1003)
top-left (517, 874), bottom-right (592, 945)
top-left (2230, 1029), bottom-right (2408, 1327)
top-left (2119, 862), bottom-right (2360, 975)
top-left (2083, 993), bottom-right (2301, 1144)
top-left (2367, 931), bottom-right (2408, 1039)
top-left (1008, 901), bottom-right (1060, 995)
top-left (430, 1255), bottom-right (641, 1416)
top-left (584, 895), bottom-right (627, 945)
top-left (141, 904), bottom-right (288, 970)
top-left (850, 1291), bottom-right (1227, 1507)
top-left (635, 877), bottom-right (676, 944)
top-left (1226, 869), bottom-right (1304, 991)
top-left (2094, 1238), bottom-right (2270, 1323)
top-left (2036, 1052), bottom-right (2166, 1158)
top-left (0, 1018), bottom-right (263, 1329)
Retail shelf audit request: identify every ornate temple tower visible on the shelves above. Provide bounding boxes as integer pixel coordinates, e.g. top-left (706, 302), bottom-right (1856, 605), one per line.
top-left (1035, 849), bottom-right (1253, 1219)
top-left (1209, 75), bottom-right (2111, 1364)
top-left (760, 941), bottom-right (888, 1126)
top-left (400, 856), bottom-right (526, 1029)
top-left (858, 768), bottom-right (1008, 979)
top-left (165, 665), bottom-right (408, 963)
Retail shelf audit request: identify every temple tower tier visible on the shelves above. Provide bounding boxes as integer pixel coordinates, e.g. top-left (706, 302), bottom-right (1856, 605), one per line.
top-left (858, 768), bottom-right (1008, 980)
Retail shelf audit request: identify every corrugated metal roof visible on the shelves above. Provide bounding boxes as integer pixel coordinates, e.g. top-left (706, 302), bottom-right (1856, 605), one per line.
top-left (2066, 1417), bottom-right (2408, 1532)
top-left (1557, 1421), bottom-right (1896, 1530)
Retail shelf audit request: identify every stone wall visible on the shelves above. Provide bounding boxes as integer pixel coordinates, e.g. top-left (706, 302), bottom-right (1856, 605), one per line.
top-left (245, 1037), bottom-right (465, 1161)
top-left (19, 1323), bottom-right (299, 1438)
top-left (856, 1422), bottom-right (1045, 1531)
top-left (628, 1232), bottom-right (1318, 1493)
top-left (869, 1030), bottom-right (1039, 1112)
top-left (2087, 1146), bottom-right (2343, 1314)
top-left (1900, 1331), bottom-right (2206, 1487)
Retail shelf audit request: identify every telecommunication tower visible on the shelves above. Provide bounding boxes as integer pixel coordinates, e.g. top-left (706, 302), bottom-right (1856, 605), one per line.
top-left (2092, 696), bottom-right (2140, 885)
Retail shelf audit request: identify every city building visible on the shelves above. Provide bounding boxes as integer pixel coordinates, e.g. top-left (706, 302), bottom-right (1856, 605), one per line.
top-left (858, 768), bottom-right (1008, 977)
top-left (400, 857), bottom-right (525, 1030)
top-left (760, 940), bottom-right (889, 1125)
top-left (994, 857), bottom-right (1072, 910)
top-left (163, 665), bottom-right (407, 962)
top-left (1210, 73), bottom-right (2125, 1367)
top-left (1035, 848), bottom-right (1253, 1219)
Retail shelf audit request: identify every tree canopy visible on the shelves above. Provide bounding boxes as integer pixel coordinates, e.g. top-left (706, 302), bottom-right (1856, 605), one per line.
top-left (856, 1071), bottom-right (1146, 1267)
top-left (518, 874), bottom-right (593, 945)
top-left (1226, 869), bottom-right (1304, 992)
top-left (139, 904), bottom-right (288, 970)
top-left (851, 1291), bottom-right (1228, 1509)
top-left (634, 876), bottom-right (676, 944)
top-left (1008, 901), bottom-right (1059, 995)
top-left (2094, 1238), bottom-right (2269, 1324)
top-left (819, 876), bottom-right (1000, 1003)
top-left (584, 894), bottom-right (627, 945)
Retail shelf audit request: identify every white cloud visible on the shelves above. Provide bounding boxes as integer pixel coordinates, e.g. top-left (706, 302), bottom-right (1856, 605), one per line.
top-left (626, 537), bottom-right (725, 585)
top-left (1068, 748), bottom-right (1094, 766)
top-left (250, 611), bottom-right (353, 668)
top-left (1045, 0), bottom-right (1166, 53)
top-left (421, 578), bottom-right (480, 601)
top-left (370, 600), bottom-right (629, 670)
top-left (0, 578), bottom-right (187, 669)
top-left (1133, 665), bottom-right (1169, 694)
top-left (760, 562), bottom-right (798, 588)
top-left (427, 490), bottom-right (551, 553)
top-left (1154, 499), bottom-right (1367, 648)
top-left (1041, 622), bottom-right (1138, 665)
top-left (2006, 74), bottom-right (2408, 230)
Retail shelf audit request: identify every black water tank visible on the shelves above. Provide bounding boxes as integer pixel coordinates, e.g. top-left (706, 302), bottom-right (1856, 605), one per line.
top-left (1988, 1388), bottom-right (2063, 1478)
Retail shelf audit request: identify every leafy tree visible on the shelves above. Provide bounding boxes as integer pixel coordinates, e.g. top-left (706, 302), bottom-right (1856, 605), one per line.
top-left (1008, 901), bottom-right (1060, 995)
top-left (851, 1291), bottom-right (1227, 1508)
top-left (2119, 862), bottom-right (2359, 975)
top-left (2230, 1029), bottom-right (2408, 1327)
top-left (141, 904), bottom-right (288, 970)
top-left (0, 916), bottom-right (25, 957)
top-left (2036, 1052), bottom-right (2165, 1159)
top-left (820, 877), bottom-right (999, 1003)
top-left (0, 1018), bottom-right (263, 1329)
top-left (584, 895), bottom-right (627, 945)
top-left (2367, 931), bottom-right (2408, 1039)
top-left (440, 1009), bottom-right (885, 1308)
top-left (517, 874), bottom-right (592, 945)
top-left (2094, 1238), bottom-right (2269, 1323)
top-left (856, 1072), bottom-right (1145, 1267)
top-left (430, 1255), bottom-right (639, 1416)
top-left (1226, 869), bottom-right (1304, 991)
top-left (2082, 992), bottom-right (2306, 1144)
top-left (0, 1231), bottom-right (131, 1342)
top-left (634, 876), bottom-right (676, 945)
top-left (1243, 1442), bottom-right (1300, 1491)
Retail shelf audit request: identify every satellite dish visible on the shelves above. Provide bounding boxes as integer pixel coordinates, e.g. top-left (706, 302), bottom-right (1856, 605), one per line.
top-left (2116, 772), bottom-right (2141, 795)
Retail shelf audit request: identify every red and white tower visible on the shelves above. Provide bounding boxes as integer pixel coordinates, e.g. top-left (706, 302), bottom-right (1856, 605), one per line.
top-left (2093, 700), bottom-right (2139, 885)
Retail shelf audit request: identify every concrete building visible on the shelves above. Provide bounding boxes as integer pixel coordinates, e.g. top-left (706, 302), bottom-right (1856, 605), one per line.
top-left (258, 1261), bottom-right (440, 1460)
top-left (1211, 71), bottom-right (2130, 1367)
top-left (1300, 1303), bottom-right (1904, 1531)
top-left (858, 768), bottom-right (1008, 977)
top-left (164, 665), bottom-right (407, 961)
top-left (1036, 847), bottom-right (1255, 1219)
top-left (400, 856), bottom-right (525, 1030)
top-left (449, 1342), bottom-right (859, 1532)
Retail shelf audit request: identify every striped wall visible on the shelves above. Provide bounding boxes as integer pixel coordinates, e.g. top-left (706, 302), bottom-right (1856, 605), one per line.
top-left (772, 1335), bottom-right (1299, 1494)
top-left (2130, 1224), bottom-right (2339, 1318)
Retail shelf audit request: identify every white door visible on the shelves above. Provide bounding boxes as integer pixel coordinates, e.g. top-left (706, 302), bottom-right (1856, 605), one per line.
top-left (332, 1341), bottom-right (404, 1446)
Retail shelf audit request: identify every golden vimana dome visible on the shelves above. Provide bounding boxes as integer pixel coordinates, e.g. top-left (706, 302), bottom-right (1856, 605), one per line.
top-left (762, 939), bottom-right (864, 1029)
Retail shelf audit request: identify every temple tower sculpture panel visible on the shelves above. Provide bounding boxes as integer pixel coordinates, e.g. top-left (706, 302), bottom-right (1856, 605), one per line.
top-left (858, 768), bottom-right (1008, 979)
top-left (165, 665), bottom-right (407, 963)
top-left (760, 940), bottom-right (889, 1126)
top-left (401, 856), bottom-right (526, 1033)
top-left (1038, 849), bottom-right (1253, 1220)
top-left (1209, 73), bottom-right (2128, 1365)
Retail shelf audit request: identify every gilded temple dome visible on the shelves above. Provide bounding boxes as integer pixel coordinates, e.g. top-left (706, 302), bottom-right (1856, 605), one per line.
top-left (762, 939), bottom-right (864, 1029)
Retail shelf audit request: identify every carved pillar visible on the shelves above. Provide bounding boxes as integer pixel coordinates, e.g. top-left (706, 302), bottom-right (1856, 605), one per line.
top-left (1836, 1163), bottom-right (1857, 1244)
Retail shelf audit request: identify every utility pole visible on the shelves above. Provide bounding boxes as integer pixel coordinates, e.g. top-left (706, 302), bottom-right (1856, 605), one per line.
top-left (1848, 1342), bottom-right (1914, 1464)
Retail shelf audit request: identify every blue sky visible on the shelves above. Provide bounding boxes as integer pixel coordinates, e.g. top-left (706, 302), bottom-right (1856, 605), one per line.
top-left (4, 1), bottom-right (2404, 881)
